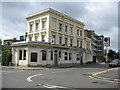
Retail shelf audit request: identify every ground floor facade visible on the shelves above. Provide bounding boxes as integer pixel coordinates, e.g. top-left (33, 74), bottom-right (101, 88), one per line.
top-left (12, 41), bottom-right (93, 67)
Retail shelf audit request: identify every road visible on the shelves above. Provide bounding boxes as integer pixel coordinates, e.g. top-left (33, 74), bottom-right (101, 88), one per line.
top-left (1, 63), bottom-right (118, 89)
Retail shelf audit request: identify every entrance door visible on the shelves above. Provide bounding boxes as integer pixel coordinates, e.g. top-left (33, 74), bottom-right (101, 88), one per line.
top-left (80, 56), bottom-right (83, 65)
top-left (54, 50), bottom-right (58, 66)
top-left (93, 56), bottom-right (96, 63)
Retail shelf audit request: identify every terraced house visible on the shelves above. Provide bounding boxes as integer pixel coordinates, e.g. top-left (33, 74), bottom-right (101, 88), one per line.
top-left (12, 8), bottom-right (93, 67)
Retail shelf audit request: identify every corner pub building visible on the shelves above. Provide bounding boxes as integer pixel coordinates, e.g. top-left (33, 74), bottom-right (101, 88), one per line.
top-left (12, 8), bottom-right (93, 67)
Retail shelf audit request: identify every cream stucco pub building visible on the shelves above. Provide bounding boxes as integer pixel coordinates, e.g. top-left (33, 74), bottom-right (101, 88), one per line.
top-left (12, 8), bottom-right (93, 67)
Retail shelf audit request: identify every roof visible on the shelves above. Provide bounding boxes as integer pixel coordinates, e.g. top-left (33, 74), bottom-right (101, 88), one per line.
top-left (12, 41), bottom-right (85, 51)
top-left (4, 39), bottom-right (20, 42)
top-left (26, 8), bottom-right (85, 26)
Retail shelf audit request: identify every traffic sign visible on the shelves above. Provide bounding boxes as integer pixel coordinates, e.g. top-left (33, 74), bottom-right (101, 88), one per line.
top-left (104, 37), bottom-right (110, 47)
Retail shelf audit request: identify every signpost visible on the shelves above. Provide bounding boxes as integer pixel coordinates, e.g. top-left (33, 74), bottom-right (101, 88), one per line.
top-left (104, 37), bottom-right (110, 72)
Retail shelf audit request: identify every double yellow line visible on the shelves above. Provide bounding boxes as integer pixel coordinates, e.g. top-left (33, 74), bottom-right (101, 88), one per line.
top-left (89, 68), bottom-right (119, 83)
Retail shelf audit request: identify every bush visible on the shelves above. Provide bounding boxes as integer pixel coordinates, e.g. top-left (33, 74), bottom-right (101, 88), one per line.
top-left (2, 49), bottom-right (11, 66)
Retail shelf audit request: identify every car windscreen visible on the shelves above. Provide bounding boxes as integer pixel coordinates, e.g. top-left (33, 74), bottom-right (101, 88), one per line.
top-left (111, 59), bottom-right (119, 63)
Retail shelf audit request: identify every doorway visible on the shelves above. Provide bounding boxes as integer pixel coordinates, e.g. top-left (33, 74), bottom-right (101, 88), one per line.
top-left (54, 50), bottom-right (58, 66)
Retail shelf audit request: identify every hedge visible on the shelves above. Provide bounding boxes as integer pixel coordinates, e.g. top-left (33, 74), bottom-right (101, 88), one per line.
top-left (2, 49), bottom-right (12, 66)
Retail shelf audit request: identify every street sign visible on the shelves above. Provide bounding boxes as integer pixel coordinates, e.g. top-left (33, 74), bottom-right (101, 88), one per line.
top-left (104, 37), bottom-right (110, 47)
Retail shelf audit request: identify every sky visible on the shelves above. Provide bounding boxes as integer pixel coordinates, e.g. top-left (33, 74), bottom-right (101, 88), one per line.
top-left (0, 1), bottom-right (119, 52)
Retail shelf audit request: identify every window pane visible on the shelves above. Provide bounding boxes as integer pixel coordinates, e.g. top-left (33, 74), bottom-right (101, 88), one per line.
top-left (42, 21), bottom-right (46, 29)
top-left (80, 41), bottom-right (82, 48)
top-left (76, 54), bottom-right (79, 61)
top-left (36, 23), bottom-right (39, 31)
top-left (19, 50), bottom-right (22, 60)
top-left (80, 31), bottom-right (82, 36)
top-left (59, 23), bottom-right (62, 31)
top-left (30, 24), bottom-right (33, 31)
top-left (64, 52), bottom-right (68, 60)
top-left (35, 36), bottom-right (38, 41)
top-left (31, 53), bottom-right (37, 62)
top-left (52, 35), bottom-right (56, 44)
top-left (65, 25), bottom-right (67, 32)
top-left (77, 30), bottom-right (79, 35)
top-left (59, 37), bottom-right (62, 45)
top-left (42, 50), bottom-right (46, 61)
top-left (77, 40), bottom-right (79, 47)
top-left (59, 51), bottom-right (61, 58)
top-left (51, 51), bottom-right (53, 60)
top-left (69, 53), bottom-right (71, 60)
top-left (23, 50), bottom-right (26, 60)
top-left (65, 38), bottom-right (67, 46)
top-left (70, 39), bottom-right (73, 46)
top-left (29, 37), bottom-right (32, 41)
top-left (42, 35), bottom-right (45, 41)
top-left (70, 27), bottom-right (73, 34)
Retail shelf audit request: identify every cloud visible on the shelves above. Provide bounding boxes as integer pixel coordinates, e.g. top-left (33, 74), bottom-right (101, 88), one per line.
top-left (1, 2), bottom-right (118, 51)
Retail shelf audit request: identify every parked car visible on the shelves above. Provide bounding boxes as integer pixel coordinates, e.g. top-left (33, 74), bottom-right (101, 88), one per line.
top-left (109, 59), bottom-right (120, 67)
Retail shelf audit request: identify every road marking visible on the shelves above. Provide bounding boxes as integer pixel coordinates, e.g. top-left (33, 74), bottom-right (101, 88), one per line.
top-left (41, 83), bottom-right (66, 88)
top-left (27, 69), bottom-right (71, 83)
top-left (27, 74), bottom-right (43, 82)
top-left (89, 68), bottom-right (119, 83)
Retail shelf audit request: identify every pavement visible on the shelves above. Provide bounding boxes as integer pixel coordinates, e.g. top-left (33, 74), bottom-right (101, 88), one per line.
top-left (1, 66), bottom-right (49, 70)
top-left (1, 62), bottom-right (103, 70)
top-left (89, 67), bottom-right (119, 82)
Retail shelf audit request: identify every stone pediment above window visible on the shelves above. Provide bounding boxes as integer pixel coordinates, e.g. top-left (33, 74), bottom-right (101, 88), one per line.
top-left (64, 35), bottom-right (68, 38)
top-left (41, 17), bottom-right (47, 21)
top-left (64, 33), bottom-right (68, 36)
top-left (69, 24), bottom-right (73, 27)
top-left (34, 33), bottom-right (39, 36)
top-left (70, 35), bottom-right (73, 38)
top-left (58, 33), bottom-right (63, 36)
top-left (29, 21), bottom-right (34, 25)
top-left (41, 31), bottom-right (46, 35)
top-left (35, 19), bottom-right (40, 23)
top-left (28, 34), bottom-right (33, 37)
top-left (76, 26), bottom-right (83, 29)
top-left (58, 20), bottom-right (63, 23)
top-left (64, 22), bottom-right (68, 25)
top-left (51, 31), bottom-right (57, 34)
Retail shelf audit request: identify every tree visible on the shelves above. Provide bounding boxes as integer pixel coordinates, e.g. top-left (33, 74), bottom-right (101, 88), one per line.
top-left (115, 52), bottom-right (119, 59)
top-left (107, 49), bottom-right (116, 60)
